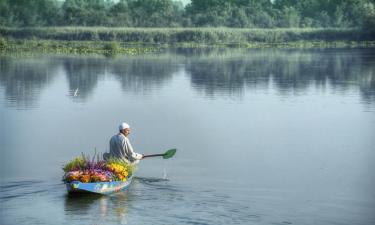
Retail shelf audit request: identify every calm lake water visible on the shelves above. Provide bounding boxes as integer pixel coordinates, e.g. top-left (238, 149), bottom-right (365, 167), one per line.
top-left (0, 48), bottom-right (374, 225)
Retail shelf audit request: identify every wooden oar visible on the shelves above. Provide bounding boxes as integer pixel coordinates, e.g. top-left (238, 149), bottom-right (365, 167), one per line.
top-left (142, 149), bottom-right (177, 159)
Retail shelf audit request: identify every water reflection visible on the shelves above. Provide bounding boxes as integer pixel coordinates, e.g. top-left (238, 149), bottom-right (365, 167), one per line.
top-left (110, 56), bottom-right (178, 93)
top-left (187, 49), bottom-right (375, 101)
top-left (0, 49), bottom-right (374, 109)
top-left (0, 57), bottom-right (59, 109)
top-left (63, 57), bottom-right (106, 101)
top-left (64, 192), bottom-right (130, 224)
top-left (64, 193), bottom-right (102, 215)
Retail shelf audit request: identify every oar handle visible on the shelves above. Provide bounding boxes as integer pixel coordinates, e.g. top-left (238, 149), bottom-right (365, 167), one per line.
top-left (142, 154), bottom-right (164, 158)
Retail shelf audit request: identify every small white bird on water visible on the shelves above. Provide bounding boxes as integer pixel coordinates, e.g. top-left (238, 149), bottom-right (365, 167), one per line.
top-left (73, 88), bottom-right (79, 97)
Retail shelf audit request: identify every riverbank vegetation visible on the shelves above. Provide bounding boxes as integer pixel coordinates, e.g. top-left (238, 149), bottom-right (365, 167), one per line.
top-left (0, 37), bottom-right (157, 55)
top-left (1, 0), bottom-right (374, 54)
top-left (1, 27), bottom-right (374, 43)
top-left (1, 28), bottom-right (374, 55)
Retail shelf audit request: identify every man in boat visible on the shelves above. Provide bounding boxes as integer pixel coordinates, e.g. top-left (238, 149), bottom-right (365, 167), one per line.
top-left (104, 122), bottom-right (143, 164)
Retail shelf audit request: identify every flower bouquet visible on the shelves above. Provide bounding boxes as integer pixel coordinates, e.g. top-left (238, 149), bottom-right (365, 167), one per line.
top-left (62, 154), bottom-right (135, 183)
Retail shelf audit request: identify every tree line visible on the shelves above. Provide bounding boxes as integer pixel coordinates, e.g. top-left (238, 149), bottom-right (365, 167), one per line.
top-left (0, 0), bottom-right (374, 29)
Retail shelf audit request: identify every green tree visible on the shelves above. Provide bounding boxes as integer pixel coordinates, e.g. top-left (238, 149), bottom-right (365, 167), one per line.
top-left (362, 2), bottom-right (375, 32)
top-left (0, 0), bottom-right (59, 26)
top-left (109, 0), bottom-right (133, 26)
top-left (127, 0), bottom-right (183, 27)
top-left (185, 0), bottom-right (233, 27)
top-left (0, 0), bottom-right (10, 26)
top-left (277, 6), bottom-right (301, 27)
top-left (1, 0), bottom-right (374, 29)
top-left (186, 0), bottom-right (275, 27)
top-left (62, 0), bottom-right (112, 26)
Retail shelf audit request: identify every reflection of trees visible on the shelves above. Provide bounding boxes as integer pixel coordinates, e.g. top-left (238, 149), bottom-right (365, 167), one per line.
top-left (62, 55), bottom-right (178, 98)
top-left (359, 67), bottom-right (375, 105)
top-left (271, 49), bottom-right (375, 99)
top-left (185, 49), bottom-right (375, 103)
top-left (110, 55), bottom-right (178, 94)
top-left (1, 49), bottom-right (374, 109)
top-left (0, 57), bottom-right (58, 109)
top-left (63, 57), bottom-right (106, 101)
top-left (0, 55), bottom-right (179, 109)
top-left (187, 58), bottom-right (248, 98)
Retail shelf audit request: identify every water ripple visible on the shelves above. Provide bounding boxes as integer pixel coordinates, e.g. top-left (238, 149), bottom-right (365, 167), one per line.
top-left (0, 180), bottom-right (47, 201)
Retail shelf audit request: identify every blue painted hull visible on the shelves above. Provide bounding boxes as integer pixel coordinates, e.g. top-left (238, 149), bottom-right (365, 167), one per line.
top-left (65, 176), bottom-right (133, 195)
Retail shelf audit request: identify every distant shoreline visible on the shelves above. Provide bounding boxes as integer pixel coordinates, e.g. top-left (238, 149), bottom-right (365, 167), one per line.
top-left (1, 27), bottom-right (374, 55)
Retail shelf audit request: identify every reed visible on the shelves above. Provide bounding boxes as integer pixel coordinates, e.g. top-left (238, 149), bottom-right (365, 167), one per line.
top-left (1, 27), bottom-right (374, 44)
top-left (1, 27), bottom-right (374, 55)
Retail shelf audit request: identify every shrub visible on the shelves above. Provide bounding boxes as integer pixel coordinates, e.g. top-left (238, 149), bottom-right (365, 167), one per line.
top-left (104, 41), bottom-right (120, 52)
top-left (0, 37), bottom-right (7, 50)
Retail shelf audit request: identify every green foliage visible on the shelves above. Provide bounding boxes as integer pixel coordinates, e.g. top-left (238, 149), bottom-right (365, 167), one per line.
top-left (0, 0), bottom-right (375, 31)
top-left (0, 0), bottom-right (60, 26)
top-left (0, 36), bottom-right (157, 56)
top-left (277, 7), bottom-right (301, 28)
top-left (109, 0), bottom-right (132, 26)
top-left (127, 0), bottom-right (183, 27)
top-left (63, 155), bottom-right (86, 173)
top-left (361, 2), bottom-right (375, 32)
top-left (61, 0), bottom-right (111, 26)
top-left (0, 37), bottom-right (7, 50)
top-left (1, 27), bottom-right (374, 55)
top-left (104, 41), bottom-right (120, 52)
top-left (1, 27), bottom-right (372, 43)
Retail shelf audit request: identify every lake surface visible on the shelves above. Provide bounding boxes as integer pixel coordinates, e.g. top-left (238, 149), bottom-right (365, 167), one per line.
top-left (0, 48), bottom-right (374, 225)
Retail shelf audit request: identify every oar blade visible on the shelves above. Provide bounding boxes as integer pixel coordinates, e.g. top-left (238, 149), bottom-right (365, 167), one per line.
top-left (163, 149), bottom-right (177, 159)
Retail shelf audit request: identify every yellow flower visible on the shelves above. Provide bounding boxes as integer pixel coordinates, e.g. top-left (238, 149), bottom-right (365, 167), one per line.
top-left (106, 162), bottom-right (130, 181)
top-left (80, 174), bottom-right (90, 183)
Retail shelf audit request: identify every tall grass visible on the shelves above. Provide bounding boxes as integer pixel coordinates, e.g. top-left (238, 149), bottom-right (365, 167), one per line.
top-left (1, 27), bottom-right (374, 44)
top-left (1, 27), bottom-right (374, 55)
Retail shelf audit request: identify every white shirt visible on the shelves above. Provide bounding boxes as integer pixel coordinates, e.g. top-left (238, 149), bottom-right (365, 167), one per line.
top-left (109, 133), bottom-right (143, 163)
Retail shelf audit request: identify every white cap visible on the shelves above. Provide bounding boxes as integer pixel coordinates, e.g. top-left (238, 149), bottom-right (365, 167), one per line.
top-left (119, 122), bottom-right (130, 131)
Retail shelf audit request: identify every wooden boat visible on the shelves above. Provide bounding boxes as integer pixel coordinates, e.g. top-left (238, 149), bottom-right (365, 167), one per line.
top-left (65, 176), bottom-right (133, 195)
